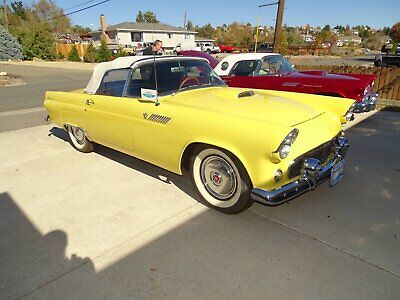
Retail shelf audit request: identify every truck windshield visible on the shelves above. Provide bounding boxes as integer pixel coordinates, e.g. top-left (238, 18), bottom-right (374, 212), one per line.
top-left (126, 59), bottom-right (226, 98)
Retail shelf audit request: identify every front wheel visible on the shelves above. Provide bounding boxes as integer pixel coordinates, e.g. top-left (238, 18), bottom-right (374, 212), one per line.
top-left (67, 125), bottom-right (94, 153)
top-left (190, 147), bottom-right (253, 214)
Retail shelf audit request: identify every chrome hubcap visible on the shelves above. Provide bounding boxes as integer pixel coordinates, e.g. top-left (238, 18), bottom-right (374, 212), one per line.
top-left (200, 155), bottom-right (237, 200)
top-left (71, 127), bottom-right (85, 145)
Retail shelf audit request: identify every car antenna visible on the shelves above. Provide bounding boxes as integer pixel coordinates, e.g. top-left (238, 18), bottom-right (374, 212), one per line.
top-left (152, 34), bottom-right (160, 106)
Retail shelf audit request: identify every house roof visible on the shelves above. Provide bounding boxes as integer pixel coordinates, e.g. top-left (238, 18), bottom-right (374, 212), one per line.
top-left (105, 22), bottom-right (197, 34)
top-left (195, 36), bottom-right (215, 42)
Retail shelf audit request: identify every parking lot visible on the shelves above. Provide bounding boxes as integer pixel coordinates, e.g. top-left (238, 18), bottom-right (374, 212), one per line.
top-left (1, 110), bottom-right (399, 299)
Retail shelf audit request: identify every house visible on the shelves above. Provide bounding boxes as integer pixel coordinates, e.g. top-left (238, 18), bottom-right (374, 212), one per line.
top-left (91, 15), bottom-right (197, 50)
top-left (337, 35), bottom-right (362, 45)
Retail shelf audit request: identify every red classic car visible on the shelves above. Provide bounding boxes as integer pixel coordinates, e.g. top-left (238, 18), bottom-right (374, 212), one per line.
top-left (218, 45), bottom-right (237, 53)
top-left (215, 53), bottom-right (377, 112)
top-left (181, 51), bottom-right (378, 113)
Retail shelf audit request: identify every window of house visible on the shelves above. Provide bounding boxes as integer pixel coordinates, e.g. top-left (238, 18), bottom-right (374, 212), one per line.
top-left (96, 69), bottom-right (130, 97)
top-left (131, 32), bottom-right (142, 42)
top-left (167, 33), bottom-right (173, 39)
top-left (184, 34), bottom-right (191, 39)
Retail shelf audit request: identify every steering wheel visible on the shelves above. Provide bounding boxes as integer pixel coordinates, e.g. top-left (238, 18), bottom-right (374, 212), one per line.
top-left (179, 76), bottom-right (200, 90)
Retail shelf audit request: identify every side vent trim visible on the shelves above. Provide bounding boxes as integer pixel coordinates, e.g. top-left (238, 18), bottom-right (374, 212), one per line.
top-left (147, 114), bottom-right (171, 124)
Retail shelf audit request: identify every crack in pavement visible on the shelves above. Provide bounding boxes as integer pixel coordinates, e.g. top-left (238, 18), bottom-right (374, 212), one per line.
top-left (249, 208), bottom-right (400, 280)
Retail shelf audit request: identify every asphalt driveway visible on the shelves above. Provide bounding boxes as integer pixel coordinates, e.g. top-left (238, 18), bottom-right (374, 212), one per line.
top-left (0, 64), bottom-right (91, 113)
top-left (0, 111), bottom-right (399, 299)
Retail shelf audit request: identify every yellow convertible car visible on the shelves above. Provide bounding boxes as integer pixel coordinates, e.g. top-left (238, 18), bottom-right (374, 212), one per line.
top-left (44, 56), bottom-right (355, 214)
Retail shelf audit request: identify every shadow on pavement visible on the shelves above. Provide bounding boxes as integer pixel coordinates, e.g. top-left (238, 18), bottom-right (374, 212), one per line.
top-left (2, 112), bottom-right (398, 299)
top-left (48, 126), bottom-right (201, 202)
top-left (0, 192), bottom-right (95, 299)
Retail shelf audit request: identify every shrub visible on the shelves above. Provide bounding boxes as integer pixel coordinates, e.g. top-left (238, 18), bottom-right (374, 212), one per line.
top-left (0, 26), bottom-right (23, 61)
top-left (68, 45), bottom-right (81, 62)
top-left (83, 43), bottom-right (97, 63)
top-left (97, 38), bottom-right (111, 62)
top-left (15, 22), bottom-right (57, 60)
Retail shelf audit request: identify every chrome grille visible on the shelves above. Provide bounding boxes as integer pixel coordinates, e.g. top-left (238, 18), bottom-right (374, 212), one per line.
top-left (288, 139), bottom-right (335, 179)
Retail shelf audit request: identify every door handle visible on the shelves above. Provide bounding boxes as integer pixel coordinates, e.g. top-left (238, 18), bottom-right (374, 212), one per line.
top-left (86, 99), bottom-right (95, 105)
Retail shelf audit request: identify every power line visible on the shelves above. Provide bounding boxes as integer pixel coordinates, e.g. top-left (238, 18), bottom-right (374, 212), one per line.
top-left (64, 0), bottom-right (100, 12)
top-left (46, 0), bottom-right (110, 21)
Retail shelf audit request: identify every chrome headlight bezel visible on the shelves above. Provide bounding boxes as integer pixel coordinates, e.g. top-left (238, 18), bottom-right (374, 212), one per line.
top-left (275, 129), bottom-right (299, 159)
top-left (344, 102), bottom-right (357, 122)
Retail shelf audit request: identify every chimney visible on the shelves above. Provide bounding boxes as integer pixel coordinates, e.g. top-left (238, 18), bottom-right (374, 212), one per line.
top-left (100, 14), bottom-right (109, 42)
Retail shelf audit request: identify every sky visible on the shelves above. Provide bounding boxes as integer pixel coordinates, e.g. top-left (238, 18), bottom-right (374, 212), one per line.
top-left (23, 0), bottom-right (400, 29)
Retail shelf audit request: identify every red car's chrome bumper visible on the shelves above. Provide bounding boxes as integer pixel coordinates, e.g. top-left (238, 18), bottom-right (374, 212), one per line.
top-left (354, 93), bottom-right (378, 113)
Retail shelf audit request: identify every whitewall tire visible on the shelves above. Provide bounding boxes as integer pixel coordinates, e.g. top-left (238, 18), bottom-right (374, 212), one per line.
top-left (67, 125), bottom-right (94, 153)
top-left (190, 146), bottom-right (253, 214)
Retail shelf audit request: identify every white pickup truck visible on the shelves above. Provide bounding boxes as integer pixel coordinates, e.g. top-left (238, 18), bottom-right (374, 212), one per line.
top-left (195, 42), bottom-right (221, 54)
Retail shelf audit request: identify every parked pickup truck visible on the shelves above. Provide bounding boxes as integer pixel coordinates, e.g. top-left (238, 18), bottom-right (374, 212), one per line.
top-left (374, 54), bottom-right (400, 67)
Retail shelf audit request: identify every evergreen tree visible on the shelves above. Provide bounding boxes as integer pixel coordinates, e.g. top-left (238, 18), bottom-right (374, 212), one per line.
top-left (136, 10), bottom-right (145, 22)
top-left (68, 45), bottom-right (80, 62)
top-left (0, 26), bottom-right (23, 60)
top-left (97, 38), bottom-right (111, 62)
top-left (83, 43), bottom-right (97, 63)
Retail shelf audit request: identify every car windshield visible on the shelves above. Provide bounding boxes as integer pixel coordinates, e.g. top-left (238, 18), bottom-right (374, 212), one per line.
top-left (126, 59), bottom-right (226, 97)
top-left (258, 55), bottom-right (296, 75)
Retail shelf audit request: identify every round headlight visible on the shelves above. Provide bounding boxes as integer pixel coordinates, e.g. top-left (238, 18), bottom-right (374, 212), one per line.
top-left (275, 129), bottom-right (299, 159)
top-left (279, 144), bottom-right (292, 159)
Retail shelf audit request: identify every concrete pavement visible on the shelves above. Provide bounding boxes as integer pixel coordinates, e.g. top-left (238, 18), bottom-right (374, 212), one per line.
top-left (0, 111), bottom-right (399, 299)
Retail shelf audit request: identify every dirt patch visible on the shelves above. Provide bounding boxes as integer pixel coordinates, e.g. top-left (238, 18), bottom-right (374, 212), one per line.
top-left (0, 74), bottom-right (26, 87)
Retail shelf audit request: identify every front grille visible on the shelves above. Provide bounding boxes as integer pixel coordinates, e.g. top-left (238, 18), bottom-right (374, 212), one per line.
top-left (288, 139), bottom-right (335, 179)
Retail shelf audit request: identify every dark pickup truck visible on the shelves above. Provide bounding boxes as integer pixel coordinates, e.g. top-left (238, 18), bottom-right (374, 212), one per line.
top-left (374, 55), bottom-right (400, 67)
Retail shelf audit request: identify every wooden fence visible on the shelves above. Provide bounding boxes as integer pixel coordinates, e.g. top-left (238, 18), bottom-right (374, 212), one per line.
top-left (295, 65), bottom-right (400, 101)
top-left (56, 43), bottom-right (90, 58)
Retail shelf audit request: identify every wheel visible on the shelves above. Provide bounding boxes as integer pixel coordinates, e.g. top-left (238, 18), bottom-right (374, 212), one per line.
top-left (67, 125), bottom-right (94, 153)
top-left (190, 146), bottom-right (253, 214)
top-left (207, 49), bottom-right (212, 54)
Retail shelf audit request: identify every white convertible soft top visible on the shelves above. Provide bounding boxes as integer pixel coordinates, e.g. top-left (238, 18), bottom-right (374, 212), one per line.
top-left (84, 56), bottom-right (206, 94)
top-left (84, 56), bottom-right (144, 94)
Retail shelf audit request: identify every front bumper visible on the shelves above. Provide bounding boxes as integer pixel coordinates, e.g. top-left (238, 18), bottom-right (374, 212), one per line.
top-left (251, 137), bottom-right (349, 206)
top-left (354, 93), bottom-right (378, 113)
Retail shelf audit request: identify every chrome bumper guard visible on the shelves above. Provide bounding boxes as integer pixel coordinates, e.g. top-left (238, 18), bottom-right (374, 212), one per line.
top-left (251, 137), bottom-right (349, 206)
top-left (354, 93), bottom-right (378, 113)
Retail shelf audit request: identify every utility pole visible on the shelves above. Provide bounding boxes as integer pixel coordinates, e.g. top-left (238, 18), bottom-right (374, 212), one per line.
top-left (273, 0), bottom-right (285, 53)
top-left (183, 11), bottom-right (187, 29)
top-left (2, 0), bottom-right (8, 30)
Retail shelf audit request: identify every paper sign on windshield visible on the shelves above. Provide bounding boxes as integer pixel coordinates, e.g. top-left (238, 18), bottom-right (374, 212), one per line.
top-left (141, 88), bottom-right (158, 101)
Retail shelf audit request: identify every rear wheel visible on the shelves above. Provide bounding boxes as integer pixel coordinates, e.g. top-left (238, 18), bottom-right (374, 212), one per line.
top-left (190, 146), bottom-right (253, 214)
top-left (67, 125), bottom-right (94, 153)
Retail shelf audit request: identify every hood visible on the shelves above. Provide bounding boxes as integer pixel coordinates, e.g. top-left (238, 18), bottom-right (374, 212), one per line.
top-left (167, 87), bottom-right (323, 127)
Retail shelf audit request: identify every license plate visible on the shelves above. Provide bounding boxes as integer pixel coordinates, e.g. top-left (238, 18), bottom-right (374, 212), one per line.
top-left (329, 159), bottom-right (345, 187)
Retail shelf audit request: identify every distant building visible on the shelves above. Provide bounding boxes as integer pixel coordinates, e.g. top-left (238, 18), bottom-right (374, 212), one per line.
top-left (90, 15), bottom-right (197, 50)
top-left (337, 35), bottom-right (362, 45)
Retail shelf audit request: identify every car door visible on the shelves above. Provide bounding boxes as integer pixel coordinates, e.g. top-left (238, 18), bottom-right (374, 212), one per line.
top-left (125, 61), bottom-right (180, 162)
top-left (227, 59), bottom-right (265, 89)
top-left (83, 68), bottom-right (133, 152)
top-left (257, 56), bottom-right (299, 92)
